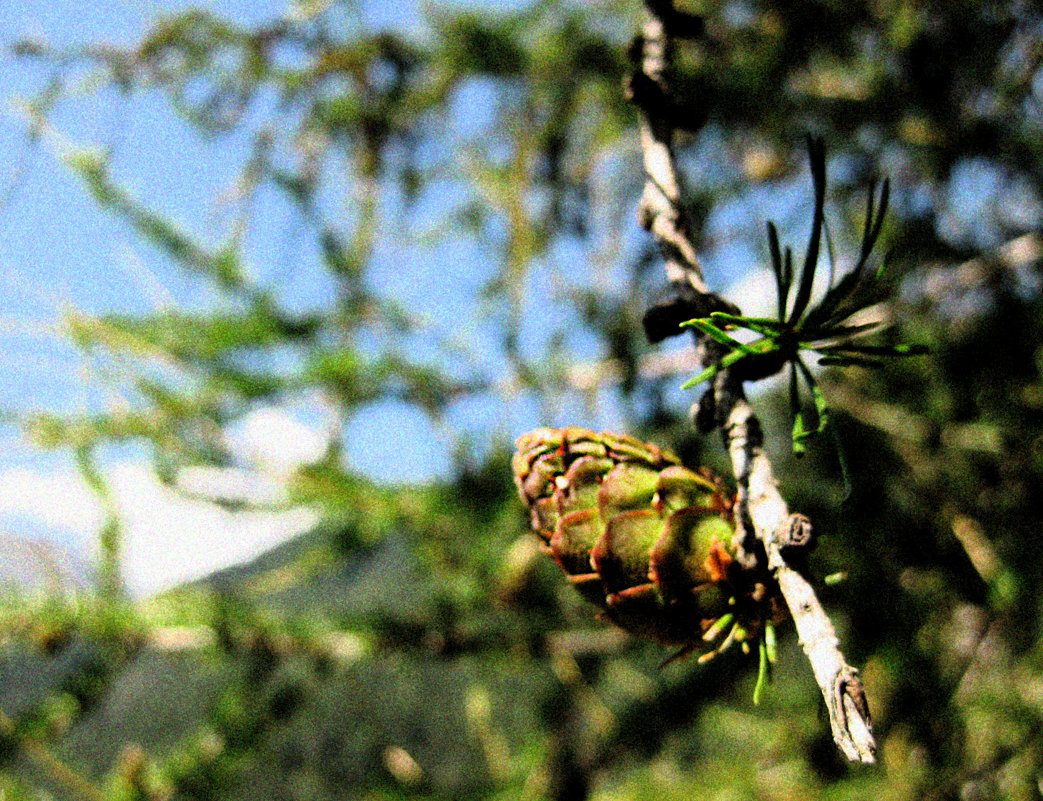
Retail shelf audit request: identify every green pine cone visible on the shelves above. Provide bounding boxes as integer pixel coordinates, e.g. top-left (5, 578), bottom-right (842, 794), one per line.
top-left (513, 427), bottom-right (781, 659)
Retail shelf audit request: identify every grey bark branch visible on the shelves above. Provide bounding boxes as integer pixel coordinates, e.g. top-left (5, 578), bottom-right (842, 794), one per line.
top-left (633, 1), bottom-right (876, 764)
top-left (630, 10), bottom-right (711, 299)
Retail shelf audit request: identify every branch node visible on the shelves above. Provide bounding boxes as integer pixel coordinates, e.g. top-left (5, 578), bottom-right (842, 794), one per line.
top-left (776, 513), bottom-right (814, 551)
top-left (833, 666), bottom-right (876, 763)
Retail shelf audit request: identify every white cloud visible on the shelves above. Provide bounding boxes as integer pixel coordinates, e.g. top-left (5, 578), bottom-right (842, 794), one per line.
top-left (0, 466), bottom-right (104, 533)
top-left (0, 405), bottom-right (333, 598)
top-left (224, 406), bottom-right (330, 477)
top-left (0, 459), bottom-right (320, 599)
top-left (108, 461), bottom-right (320, 597)
top-left (175, 465), bottom-right (290, 506)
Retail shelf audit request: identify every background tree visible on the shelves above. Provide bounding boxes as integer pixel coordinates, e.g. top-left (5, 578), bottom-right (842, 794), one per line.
top-left (2, 0), bottom-right (1043, 799)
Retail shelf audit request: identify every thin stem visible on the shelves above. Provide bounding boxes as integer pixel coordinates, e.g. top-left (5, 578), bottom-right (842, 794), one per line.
top-left (0, 708), bottom-right (108, 801)
top-left (74, 445), bottom-right (123, 602)
top-left (632, 4), bottom-right (721, 307)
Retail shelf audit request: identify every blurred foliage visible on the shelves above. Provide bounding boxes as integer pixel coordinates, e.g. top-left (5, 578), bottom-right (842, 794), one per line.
top-left (3, 0), bottom-right (1043, 799)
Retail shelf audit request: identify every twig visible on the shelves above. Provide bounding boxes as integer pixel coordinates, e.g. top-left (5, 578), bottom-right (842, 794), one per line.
top-left (0, 707), bottom-right (108, 801)
top-left (631, 1), bottom-right (876, 764)
top-left (627, 7), bottom-right (732, 318)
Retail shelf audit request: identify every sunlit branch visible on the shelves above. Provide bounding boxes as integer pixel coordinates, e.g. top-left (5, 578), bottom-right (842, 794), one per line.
top-left (631, 0), bottom-right (876, 764)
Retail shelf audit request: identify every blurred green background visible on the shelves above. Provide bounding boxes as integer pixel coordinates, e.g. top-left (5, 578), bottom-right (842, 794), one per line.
top-left (1, 0), bottom-right (1043, 799)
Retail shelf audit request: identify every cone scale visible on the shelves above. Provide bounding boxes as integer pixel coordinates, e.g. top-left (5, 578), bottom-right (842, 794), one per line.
top-left (513, 427), bottom-right (782, 662)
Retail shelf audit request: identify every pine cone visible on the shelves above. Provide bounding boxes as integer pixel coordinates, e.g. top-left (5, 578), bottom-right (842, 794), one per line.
top-left (513, 427), bottom-right (781, 660)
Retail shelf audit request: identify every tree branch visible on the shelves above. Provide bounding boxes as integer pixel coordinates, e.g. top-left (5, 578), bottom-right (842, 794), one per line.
top-left (0, 707), bottom-right (108, 801)
top-left (631, 1), bottom-right (876, 764)
top-left (626, 9), bottom-right (735, 320)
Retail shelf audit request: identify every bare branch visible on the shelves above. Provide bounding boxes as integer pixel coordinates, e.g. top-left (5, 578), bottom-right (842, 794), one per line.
top-left (628, 9), bottom-right (715, 304)
top-left (0, 707), bottom-right (108, 801)
top-left (724, 393), bottom-right (875, 762)
top-left (632, 0), bottom-right (876, 764)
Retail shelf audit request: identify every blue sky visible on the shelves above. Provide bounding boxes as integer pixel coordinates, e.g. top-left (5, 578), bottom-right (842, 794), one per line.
top-left (0, 1), bottom-right (426, 591)
top-left (0, 0), bottom-right (627, 595)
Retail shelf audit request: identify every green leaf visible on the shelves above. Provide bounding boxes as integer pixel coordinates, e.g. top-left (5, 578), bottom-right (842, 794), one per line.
top-left (321, 229), bottom-right (364, 281)
top-left (864, 178), bottom-right (890, 262)
top-left (439, 12), bottom-right (528, 75)
top-left (817, 355), bottom-right (886, 369)
top-left (791, 419), bottom-right (808, 456)
top-left (67, 151), bottom-right (244, 288)
top-left (680, 348), bottom-right (752, 389)
top-left (818, 343), bottom-right (929, 358)
top-left (799, 320), bottom-right (884, 344)
top-left (91, 304), bottom-right (305, 362)
top-left (764, 619), bottom-right (777, 664)
top-left (767, 221), bottom-right (789, 319)
top-left (876, 253), bottom-right (890, 280)
top-left (787, 357), bottom-right (830, 451)
top-left (787, 136), bottom-right (827, 326)
top-left (753, 635), bottom-right (770, 705)
top-left (803, 176), bottom-right (892, 330)
top-left (796, 357), bottom-right (829, 437)
top-left (721, 348), bottom-right (751, 368)
top-left (789, 363), bottom-right (806, 456)
top-left (708, 312), bottom-right (789, 337)
top-left (802, 268), bottom-right (875, 331)
top-left (212, 245), bottom-right (242, 288)
top-left (308, 349), bottom-right (378, 404)
top-left (680, 364), bottom-right (720, 390)
top-left (823, 211), bottom-right (838, 289)
top-left (680, 319), bottom-right (759, 354)
top-left (701, 612), bottom-right (734, 642)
